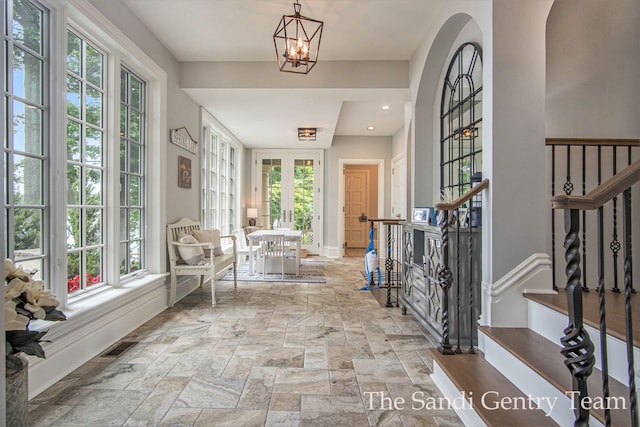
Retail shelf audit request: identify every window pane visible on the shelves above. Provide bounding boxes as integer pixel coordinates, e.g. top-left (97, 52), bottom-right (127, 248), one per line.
top-left (85, 86), bottom-right (102, 127)
top-left (130, 143), bottom-right (140, 174)
top-left (67, 120), bottom-right (81, 161)
top-left (86, 208), bottom-right (102, 246)
top-left (129, 209), bottom-right (140, 240)
top-left (66, 208), bottom-right (80, 249)
top-left (13, 208), bottom-right (41, 252)
top-left (85, 126), bottom-right (102, 165)
top-left (130, 241), bottom-right (141, 272)
top-left (67, 164), bottom-right (80, 205)
top-left (120, 173), bottom-right (127, 205)
top-left (12, 99), bottom-right (42, 155)
top-left (12, 0), bottom-right (43, 54)
top-left (66, 75), bottom-right (81, 118)
top-left (66, 31), bottom-right (81, 75)
top-left (67, 251), bottom-right (81, 292)
top-left (120, 138), bottom-right (127, 170)
top-left (86, 248), bottom-right (101, 287)
top-left (119, 242), bottom-right (127, 274)
top-left (130, 110), bottom-right (140, 142)
top-left (12, 46), bottom-right (42, 103)
top-left (86, 168), bottom-right (102, 205)
top-left (131, 76), bottom-right (142, 110)
top-left (86, 44), bottom-right (103, 88)
top-left (129, 175), bottom-right (140, 206)
top-left (120, 208), bottom-right (127, 240)
top-left (12, 154), bottom-right (41, 205)
top-left (120, 104), bottom-right (127, 138)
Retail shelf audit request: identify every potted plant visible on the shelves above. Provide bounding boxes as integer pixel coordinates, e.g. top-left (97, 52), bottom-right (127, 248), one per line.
top-left (5, 259), bottom-right (66, 426)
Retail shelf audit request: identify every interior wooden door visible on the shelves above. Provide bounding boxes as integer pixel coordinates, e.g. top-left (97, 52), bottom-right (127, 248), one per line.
top-left (344, 169), bottom-right (369, 249)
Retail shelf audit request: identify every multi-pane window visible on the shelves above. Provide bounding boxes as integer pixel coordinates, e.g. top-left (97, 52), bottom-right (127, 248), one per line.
top-left (119, 67), bottom-right (145, 276)
top-left (4, 0), bottom-right (48, 281)
top-left (65, 29), bottom-right (105, 293)
top-left (202, 125), bottom-right (238, 234)
top-left (440, 42), bottom-right (483, 198)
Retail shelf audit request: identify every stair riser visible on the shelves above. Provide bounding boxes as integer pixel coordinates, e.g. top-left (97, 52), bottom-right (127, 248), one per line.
top-left (528, 299), bottom-right (640, 385)
top-left (431, 362), bottom-right (488, 427)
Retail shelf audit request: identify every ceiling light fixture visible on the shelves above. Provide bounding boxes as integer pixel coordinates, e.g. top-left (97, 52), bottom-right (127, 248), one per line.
top-left (298, 127), bottom-right (317, 141)
top-left (367, 126), bottom-right (375, 131)
top-left (273, 2), bottom-right (324, 74)
top-left (381, 105), bottom-right (390, 110)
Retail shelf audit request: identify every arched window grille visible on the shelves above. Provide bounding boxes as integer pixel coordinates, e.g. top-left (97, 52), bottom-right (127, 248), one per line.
top-left (440, 42), bottom-right (483, 198)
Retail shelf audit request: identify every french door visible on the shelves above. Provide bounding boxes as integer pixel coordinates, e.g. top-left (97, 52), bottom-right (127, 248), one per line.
top-left (253, 150), bottom-right (323, 254)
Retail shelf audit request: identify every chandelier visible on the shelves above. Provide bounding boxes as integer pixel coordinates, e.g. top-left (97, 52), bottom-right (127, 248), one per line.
top-left (273, 2), bottom-right (323, 74)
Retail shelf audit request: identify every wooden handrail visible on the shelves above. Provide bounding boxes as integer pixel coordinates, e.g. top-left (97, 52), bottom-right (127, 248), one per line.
top-left (546, 138), bottom-right (640, 147)
top-left (552, 159), bottom-right (640, 210)
top-left (435, 179), bottom-right (489, 211)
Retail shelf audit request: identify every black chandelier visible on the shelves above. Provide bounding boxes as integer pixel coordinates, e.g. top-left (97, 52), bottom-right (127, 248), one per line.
top-left (273, 2), bottom-right (324, 74)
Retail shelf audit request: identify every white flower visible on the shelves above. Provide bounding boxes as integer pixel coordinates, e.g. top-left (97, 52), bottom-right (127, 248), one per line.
top-left (24, 280), bottom-right (60, 308)
top-left (4, 258), bottom-right (29, 281)
top-left (5, 300), bottom-right (29, 331)
top-left (5, 277), bottom-right (27, 301)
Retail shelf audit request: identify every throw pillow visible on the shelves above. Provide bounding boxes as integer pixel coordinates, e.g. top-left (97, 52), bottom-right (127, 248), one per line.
top-left (177, 233), bottom-right (205, 265)
top-left (191, 229), bottom-right (225, 257)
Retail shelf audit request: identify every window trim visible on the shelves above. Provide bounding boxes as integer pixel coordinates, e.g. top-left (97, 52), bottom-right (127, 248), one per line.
top-left (46, 0), bottom-right (167, 308)
top-left (200, 107), bottom-right (242, 235)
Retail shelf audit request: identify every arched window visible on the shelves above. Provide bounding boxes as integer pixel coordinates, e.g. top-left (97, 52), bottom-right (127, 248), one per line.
top-left (440, 42), bottom-right (483, 198)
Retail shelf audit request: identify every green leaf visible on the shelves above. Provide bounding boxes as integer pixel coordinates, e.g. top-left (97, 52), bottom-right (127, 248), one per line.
top-left (44, 306), bottom-right (67, 321)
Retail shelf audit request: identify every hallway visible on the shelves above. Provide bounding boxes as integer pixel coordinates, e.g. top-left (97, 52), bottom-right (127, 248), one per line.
top-left (27, 257), bottom-right (462, 427)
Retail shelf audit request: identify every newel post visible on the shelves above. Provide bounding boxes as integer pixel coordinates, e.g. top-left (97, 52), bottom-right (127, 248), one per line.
top-left (438, 210), bottom-right (454, 354)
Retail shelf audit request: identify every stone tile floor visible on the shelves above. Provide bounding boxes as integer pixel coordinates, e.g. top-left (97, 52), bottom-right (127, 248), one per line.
top-left (27, 257), bottom-right (463, 427)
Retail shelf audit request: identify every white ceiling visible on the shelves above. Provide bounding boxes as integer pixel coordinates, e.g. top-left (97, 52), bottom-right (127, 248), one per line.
top-left (124, 0), bottom-right (438, 148)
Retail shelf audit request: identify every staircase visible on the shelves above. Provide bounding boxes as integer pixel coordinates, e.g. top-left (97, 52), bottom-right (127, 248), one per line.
top-left (430, 289), bottom-right (639, 427)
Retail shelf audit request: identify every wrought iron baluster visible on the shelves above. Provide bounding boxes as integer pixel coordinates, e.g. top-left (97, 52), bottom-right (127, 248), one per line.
top-left (582, 145), bottom-right (589, 292)
top-left (468, 212), bottom-right (475, 354)
top-left (564, 144), bottom-right (574, 195)
top-left (597, 206), bottom-right (612, 426)
top-left (552, 145), bottom-right (558, 290)
top-left (455, 208), bottom-right (461, 353)
top-left (623, 189), bottom-right (638, 426)
top-left (612, 148), bottom-right (621, 293)
top-left (438, 210), bottom-right (454, 355)
top-left (385, 223), bottom-right (393, 308)
top-left (560, 209), bottom-right (595, 427)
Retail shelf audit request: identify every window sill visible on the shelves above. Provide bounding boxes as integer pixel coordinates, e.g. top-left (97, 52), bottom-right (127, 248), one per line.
top-left (29, 272), bottom-right (169, 336)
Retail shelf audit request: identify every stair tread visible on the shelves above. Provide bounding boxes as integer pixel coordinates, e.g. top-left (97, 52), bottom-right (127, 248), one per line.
top-left (430, 348), bottom-right (558, 427)
top-left (481, 326), bottom-right (631, 426)
top-left (525, 289), bottom-right (640, 347)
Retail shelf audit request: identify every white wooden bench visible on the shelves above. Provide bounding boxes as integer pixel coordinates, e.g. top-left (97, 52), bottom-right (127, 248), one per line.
top-left (166, 218), bottom-right (237, 307)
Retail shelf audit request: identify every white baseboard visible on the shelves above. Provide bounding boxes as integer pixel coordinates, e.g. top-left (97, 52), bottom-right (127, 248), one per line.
top-left (28, 275), bottom-right (170, 398)
top-left (325, 246), bottom-right (340, 258)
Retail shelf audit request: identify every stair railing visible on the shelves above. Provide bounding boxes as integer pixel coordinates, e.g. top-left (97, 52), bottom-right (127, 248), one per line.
top-left (552, 158), bottom-right (640, 427)
top-left (435, 178), bottom-right (489, 354)
top-left (547, 138), bottom-right (640, 291)
top-left (367, 218), bottom-right (405, 307)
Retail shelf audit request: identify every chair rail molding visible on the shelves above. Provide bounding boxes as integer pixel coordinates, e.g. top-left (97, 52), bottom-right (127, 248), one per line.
top-left (480, 253), bottom-right (556, 327)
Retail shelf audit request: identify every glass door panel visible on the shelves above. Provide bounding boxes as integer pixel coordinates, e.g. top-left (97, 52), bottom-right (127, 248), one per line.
top-left (255, 151), bottom-right (322, 254)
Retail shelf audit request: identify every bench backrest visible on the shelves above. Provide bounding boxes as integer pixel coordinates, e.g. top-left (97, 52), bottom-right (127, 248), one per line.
top-left (166, 218), bottom-right (201, 264)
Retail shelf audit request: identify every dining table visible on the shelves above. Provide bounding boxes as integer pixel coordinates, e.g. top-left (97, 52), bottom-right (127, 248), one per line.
top-left (246, 229), bottom-right (303, 275)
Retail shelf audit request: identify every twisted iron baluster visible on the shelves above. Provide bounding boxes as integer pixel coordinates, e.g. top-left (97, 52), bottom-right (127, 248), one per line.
top-left (581, 145), bottom-right (589, 292)
top-left (612, 148), bottom-right (621, 293)
top-left (597, 206), bottom-right (611, 427)
top-left (552, 145), bottom-right (558, 290)
top-left (455, 208), bottom-right (461, 353)
top-left (385, 223), bottom-right (393, 308)
top-left (469, 216), bottom-right (475, 354)
top-left (560, 209), bottom-right (595, 427)
top-left (438, 210), bottom-right (454, 355)
top-left (623, 189), bottom-right (638, 427)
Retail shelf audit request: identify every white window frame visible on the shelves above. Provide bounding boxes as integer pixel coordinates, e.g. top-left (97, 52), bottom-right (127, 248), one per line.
top-left (201, 107), bottom-right (242, 235)
top-left (45, 0), bottom-right (167, 309)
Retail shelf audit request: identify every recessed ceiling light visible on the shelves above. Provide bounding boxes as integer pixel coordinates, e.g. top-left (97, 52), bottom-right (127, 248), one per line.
top-left (381, 105), bottom-right (390, 110)
top-left (367, 126), bottom-right (375, 131)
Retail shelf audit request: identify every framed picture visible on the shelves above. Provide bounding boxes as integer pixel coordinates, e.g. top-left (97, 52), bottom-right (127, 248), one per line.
top-left (412, 207), bottom-right (429, 223)
top-left (178, 156), bottom-right (192, 188)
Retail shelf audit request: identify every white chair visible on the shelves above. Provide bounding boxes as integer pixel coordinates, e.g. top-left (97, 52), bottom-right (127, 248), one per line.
top-left (233, 229), bottom-right (261, 267)
top-left (261, 233), bottom-right (285, 278)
